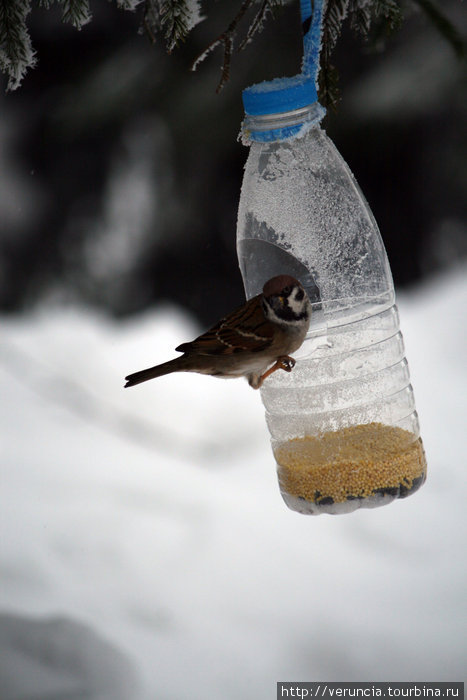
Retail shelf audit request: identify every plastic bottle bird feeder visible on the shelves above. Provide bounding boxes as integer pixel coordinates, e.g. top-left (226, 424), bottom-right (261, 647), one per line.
top-left (236, 0), bottom-right (427, 515)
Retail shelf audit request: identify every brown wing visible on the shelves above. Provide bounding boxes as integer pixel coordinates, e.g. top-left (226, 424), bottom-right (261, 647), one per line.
top-left (176, 294), bottom-right (274, 356)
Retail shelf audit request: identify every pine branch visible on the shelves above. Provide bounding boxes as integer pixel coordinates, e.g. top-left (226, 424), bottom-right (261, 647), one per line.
top-left (1, 0), bottom-right (464, 93)
top-left (142, 0), bottom-right (159, 43)
top-left (56, 0), bottom-right (91, 29)
top-left (322, 0), bottom-right (350, 62)
top-left (191, 0), bottom-right (257, 93)
top-left (161, 0), bottom-right (193, 52)
top-left (143, 0), bottom-right (202, 53)
top-left (349, 0), bottom-right (372, 38)
top-left (116, 0), bottom-right (143, 10)
top-left (318, 59), bottom-right (340, 112)
top-left (318, 0), bottom-right (404, 108)
top-left (238, 0), bottom-right (282, 51)
top-left (0, 0), bottom-right (35, 90)
top-left (318, 0), bottom-right (349, 109)
top-left (375, 0), bottom-right (402, 33)
top-left (1, 0), bottom-right (143, 89)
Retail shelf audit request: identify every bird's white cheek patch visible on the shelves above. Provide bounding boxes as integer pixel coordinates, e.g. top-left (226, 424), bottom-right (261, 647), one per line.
top-left (289, 296), bottom-right (305, 315)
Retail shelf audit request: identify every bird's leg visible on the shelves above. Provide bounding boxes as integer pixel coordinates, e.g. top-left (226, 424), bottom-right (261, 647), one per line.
top-left (254, 355), bottom-right (296, 389)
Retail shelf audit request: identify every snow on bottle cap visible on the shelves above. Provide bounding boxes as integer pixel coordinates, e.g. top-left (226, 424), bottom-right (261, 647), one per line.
top-left (242, 75), bottom-right (317, 116)
top-left (240, 75), bottom-right (324, 143)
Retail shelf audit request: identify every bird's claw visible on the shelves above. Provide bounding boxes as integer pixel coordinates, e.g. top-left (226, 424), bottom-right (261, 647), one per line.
top-left (278, 356), bottom-right (295, 372)
top-left (254, 355), bottom-right (296, 388)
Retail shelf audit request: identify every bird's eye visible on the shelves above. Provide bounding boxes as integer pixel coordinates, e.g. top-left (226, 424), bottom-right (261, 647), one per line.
top-left (282, 286), bottom-right (291, 296)
top-left (295, 288), bottom-right (304, 301)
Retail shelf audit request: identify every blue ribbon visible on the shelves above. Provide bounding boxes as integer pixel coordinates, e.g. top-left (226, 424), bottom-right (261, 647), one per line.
top-left (301, 0), bottom-right (325, 87)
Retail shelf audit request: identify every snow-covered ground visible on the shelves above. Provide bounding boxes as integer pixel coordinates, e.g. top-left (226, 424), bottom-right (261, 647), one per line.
top-left (1, 266), bottom-right (466, 699)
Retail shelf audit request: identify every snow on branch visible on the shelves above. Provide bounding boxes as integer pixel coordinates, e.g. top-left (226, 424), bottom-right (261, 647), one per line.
top-left (1, 0), bottom-right (465, 93)
top-left (0, 0), bottom-right (143, 90)
top-left (0, 0), bottom-right (36, 90)
top-left (143, 0), bottom-right (204, 52)
top-left (190, 0), bottom-right (282, 93)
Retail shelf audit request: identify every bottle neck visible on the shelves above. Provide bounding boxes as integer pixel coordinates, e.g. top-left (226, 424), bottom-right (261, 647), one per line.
top-left (241, 102), bottom-right (325, 144)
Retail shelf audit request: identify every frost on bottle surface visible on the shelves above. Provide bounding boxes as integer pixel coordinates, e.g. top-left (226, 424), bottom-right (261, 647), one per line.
top-left (237, 124), bottom-right (426, 515)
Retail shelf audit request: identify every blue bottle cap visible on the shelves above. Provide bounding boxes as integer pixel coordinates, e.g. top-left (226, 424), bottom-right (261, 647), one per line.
top-left (242, 75), bottom-right (317, 116)
top-left (241, 75), bottom-right (323, 142)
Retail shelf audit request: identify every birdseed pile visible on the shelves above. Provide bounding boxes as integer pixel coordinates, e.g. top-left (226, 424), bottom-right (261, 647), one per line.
top-left (274, 422), bottom-right (426, 514)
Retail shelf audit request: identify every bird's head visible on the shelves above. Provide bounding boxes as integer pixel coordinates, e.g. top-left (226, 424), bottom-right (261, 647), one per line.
top-left (262, 275), bottom-right (311, 325)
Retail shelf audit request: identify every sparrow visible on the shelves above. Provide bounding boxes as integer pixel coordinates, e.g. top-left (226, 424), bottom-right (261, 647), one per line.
top-left (124, 274), bottom-right (311, 390)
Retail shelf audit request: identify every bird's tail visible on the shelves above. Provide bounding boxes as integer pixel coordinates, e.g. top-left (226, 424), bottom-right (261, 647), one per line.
top-left (124, 358), bottom-right (183, 388)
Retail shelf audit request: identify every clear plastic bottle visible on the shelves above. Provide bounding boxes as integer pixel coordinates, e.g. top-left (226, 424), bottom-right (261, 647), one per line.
top-left (237, 97), bottom-right (427, 515)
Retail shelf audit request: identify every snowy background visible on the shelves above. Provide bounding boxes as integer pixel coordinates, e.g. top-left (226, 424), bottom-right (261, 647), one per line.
top-left (0, 1), bottom-right (465, 696)
top-left (1, 263), bottom-right (466, 699)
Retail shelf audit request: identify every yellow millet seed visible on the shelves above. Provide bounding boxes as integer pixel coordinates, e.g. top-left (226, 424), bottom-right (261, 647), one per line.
top-left (274, 422), bottom-right (427, 505)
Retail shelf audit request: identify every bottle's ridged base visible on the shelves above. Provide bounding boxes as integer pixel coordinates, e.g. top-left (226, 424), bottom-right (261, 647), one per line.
top-left (279, 478), bottom-right (425, 515)
top-left (274, 422), bottom-right (427, 515)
